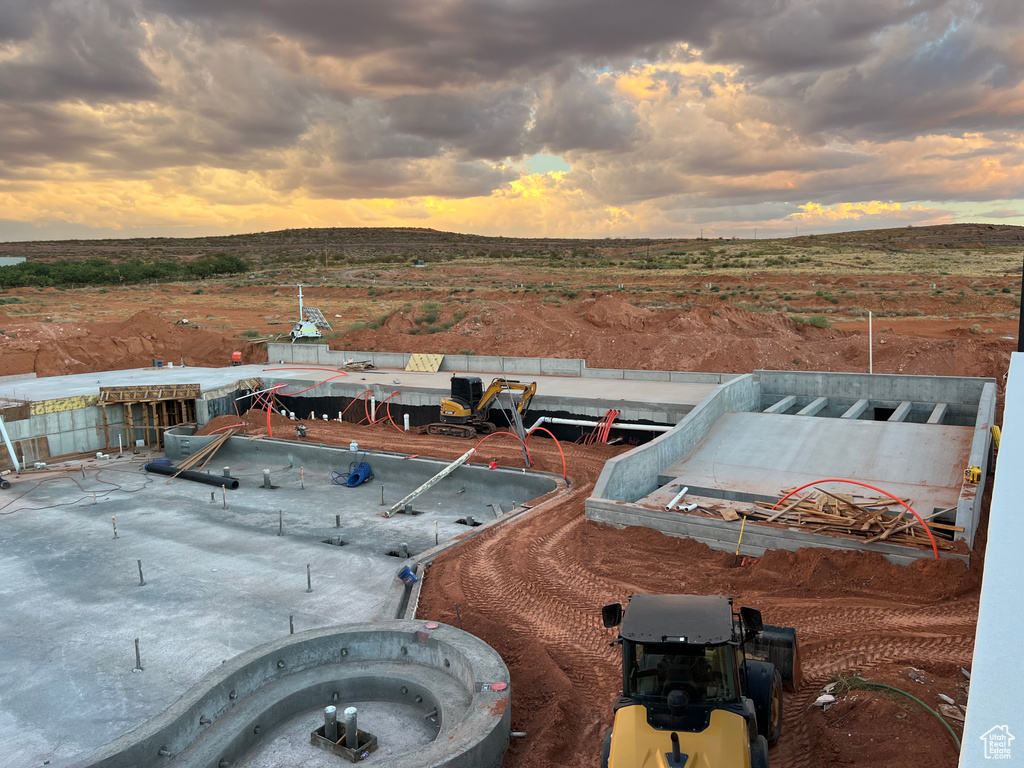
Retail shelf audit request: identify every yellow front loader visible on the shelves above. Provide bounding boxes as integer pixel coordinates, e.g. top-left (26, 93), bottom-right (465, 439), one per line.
top-left (600, 595), bottom-right (800, 768)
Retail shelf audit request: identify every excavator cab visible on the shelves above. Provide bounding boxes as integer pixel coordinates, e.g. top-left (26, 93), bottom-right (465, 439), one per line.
top-left (428, 376), bottom-right (537, 438)
top-left (600, 594), bottom-right (799, 768)
top-left (448, 376), bottom-right (484, 416)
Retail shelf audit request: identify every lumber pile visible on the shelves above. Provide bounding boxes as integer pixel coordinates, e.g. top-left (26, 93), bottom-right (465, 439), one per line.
top-left (172, 430), bottom-right (238, 474)
top-left (738, 489), bottom-right (961, 551)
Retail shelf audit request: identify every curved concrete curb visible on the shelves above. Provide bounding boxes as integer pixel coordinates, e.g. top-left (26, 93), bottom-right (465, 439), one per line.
top-left (68, 622), bottom-right (510, 768)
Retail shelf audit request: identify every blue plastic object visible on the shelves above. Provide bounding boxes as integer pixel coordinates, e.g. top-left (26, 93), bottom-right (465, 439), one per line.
top-left (331, 455), bottom-right (373, 487)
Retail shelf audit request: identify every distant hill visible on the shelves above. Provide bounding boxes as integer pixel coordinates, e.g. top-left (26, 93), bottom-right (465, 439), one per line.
top-left (1, 223), bottom-right (1022, 264)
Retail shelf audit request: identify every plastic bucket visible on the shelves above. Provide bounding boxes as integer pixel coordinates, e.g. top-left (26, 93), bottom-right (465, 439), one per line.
top-left (397, 565), bottom-right (417, 586)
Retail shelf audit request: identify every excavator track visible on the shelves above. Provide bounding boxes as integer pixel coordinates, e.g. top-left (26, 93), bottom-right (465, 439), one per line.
top-left (425, 423), bottom-right (478, 439)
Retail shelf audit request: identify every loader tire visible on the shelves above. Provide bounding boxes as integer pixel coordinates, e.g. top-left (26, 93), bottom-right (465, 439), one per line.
top-left (747, 661), bottom-right (783, 745)
top-left (750, 735), bottom-right (770, 768)
top-left (600, 727), bottom-right (612, 768)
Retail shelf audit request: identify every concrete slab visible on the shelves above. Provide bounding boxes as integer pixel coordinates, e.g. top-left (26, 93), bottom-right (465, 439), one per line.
top-left (0, 443), bottom-right (549, 768)
top-left (0, 364), bottom-right (716, 419)
top-left (655, 411), bottom-right (971, 514)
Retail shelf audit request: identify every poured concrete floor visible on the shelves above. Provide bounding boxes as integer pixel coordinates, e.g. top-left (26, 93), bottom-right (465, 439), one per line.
top-left (655, 411), bottom-right (972, 513)
top-left (0, 450), bottom-right (534, 768)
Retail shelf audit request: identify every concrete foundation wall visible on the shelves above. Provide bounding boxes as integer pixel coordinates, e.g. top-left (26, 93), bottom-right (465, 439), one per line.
top-left (2, 405), bottom-right (128, 460)
top-left (590, 374), bottom-right (760, 502)
top-left (164, 432), bottom-right (559, 508)
top-left (757, 370), bottom-right (993, 411)
top-left (587, 499), bottom-right (966, 566)
top-left (69, 622), bottom-right (510, 768)
top-left (258, 377), bottom-right (695, 426)
top-left (956, 381), bottom-right (995, 545)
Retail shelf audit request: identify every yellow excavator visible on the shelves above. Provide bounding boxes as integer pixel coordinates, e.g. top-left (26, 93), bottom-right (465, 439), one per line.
top-left (601, 594), bottom-right (800, 768)
top-left (426, 376), bottom-right (537, 438)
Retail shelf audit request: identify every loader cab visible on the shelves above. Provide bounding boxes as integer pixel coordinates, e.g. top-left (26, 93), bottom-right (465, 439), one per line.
top-left (608, 595), bottom-right (749, 733)
top-left (450, 376), bottom-right (484, 411)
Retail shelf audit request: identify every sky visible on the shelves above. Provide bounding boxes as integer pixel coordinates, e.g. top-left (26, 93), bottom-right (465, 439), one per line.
top-left (1, 0), bottom-right (1023, 241)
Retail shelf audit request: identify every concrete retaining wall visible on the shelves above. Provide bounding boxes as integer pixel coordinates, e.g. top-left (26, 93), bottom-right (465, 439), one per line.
top-left (68, 622), bottom-right (510, 768)
top-left (590, 374), bottom-right (760, 502)
top-left (586, 499), bottom-right (967, 566)
top-left (265, 344), bottom-right (734, 384)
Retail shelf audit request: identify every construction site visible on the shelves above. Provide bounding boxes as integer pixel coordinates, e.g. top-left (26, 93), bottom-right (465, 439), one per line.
top-left (1, 225), bottom-right (1021, 768)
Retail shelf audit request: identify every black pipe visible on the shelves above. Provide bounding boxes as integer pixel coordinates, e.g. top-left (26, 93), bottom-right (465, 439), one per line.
top-left (144, 462), bottom-right (239, 489)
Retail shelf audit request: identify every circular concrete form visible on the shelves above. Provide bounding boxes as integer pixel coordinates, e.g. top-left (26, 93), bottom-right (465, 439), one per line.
top-left (69, 621), bottom-right (510, 768)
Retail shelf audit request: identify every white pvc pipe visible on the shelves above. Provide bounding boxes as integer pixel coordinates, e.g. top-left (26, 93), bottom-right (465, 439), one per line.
top-left (370, 396), bottom-right (376, 423)
top-left (868, 310), bottom-right (873, 375)
top-left (666, 486), bottom-right (689, 510)
top-left (0, 415), bottom-right (20, 473)
top-left (403, 413), bottom-right (410, 432)
top-left (526, 416), bottom-right (673, 434)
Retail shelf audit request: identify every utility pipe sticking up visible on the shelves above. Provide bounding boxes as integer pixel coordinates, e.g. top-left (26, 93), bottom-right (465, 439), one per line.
top-left (324, 706), bottom-right (338, 743)
top-left (344, 707), bottom-right (358, 749)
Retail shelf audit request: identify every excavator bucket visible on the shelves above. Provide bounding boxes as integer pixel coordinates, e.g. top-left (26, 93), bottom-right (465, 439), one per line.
top-left (746, 625), bottom-right (801, 692)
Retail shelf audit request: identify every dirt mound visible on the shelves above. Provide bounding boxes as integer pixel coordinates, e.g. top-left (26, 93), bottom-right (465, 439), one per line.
top-left (334, 299), bottom-right (1013, 382)
top-left (0, 311), bottom-right (264, 377)
top-left (582, 296), bottom-right (652, 331)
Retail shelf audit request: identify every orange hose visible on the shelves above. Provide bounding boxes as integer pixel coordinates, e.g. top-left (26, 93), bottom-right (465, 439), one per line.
top-left (470, 432), bottom-right (533, 468)
top-left (525, 427), bottom-right (567, 480)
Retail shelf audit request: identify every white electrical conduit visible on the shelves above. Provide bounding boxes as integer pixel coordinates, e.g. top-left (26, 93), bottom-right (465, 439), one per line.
top-left (526, 416), bottom-right (673, 435)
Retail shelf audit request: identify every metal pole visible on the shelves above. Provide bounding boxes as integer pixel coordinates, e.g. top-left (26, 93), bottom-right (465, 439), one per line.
top-left (344, 707), bottom-right (358, 749)
top-left (133, 638), bottom-right (143, 671)
top-left (306, 564), bottom-right (312, 593)
top-left (278, 509), bottom-right (283, 536)
top-left (112, 516), bottom-right (119, 539)
top-left (324, 706), bottom-right (338, 743)
top-left (137, 559), bottom-right (145, 586)
top-left (869, 310), bottom-right (873, 374)
top-left (289, 614), bottom-right (294, 634)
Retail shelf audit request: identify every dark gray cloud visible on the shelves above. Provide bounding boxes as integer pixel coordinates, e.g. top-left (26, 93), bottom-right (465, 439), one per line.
top-left (0, 0), bottom-right (157, 102)
top-left (143, 0), bottom-right (745, 86)
top-left (383, 90), bottom-right (533, 160)
top-left (529, 74), bottom-right (638, 153)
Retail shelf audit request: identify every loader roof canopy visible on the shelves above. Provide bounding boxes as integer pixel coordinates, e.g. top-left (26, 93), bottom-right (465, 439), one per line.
top-left (620, 594), bottom-right (734, 645)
